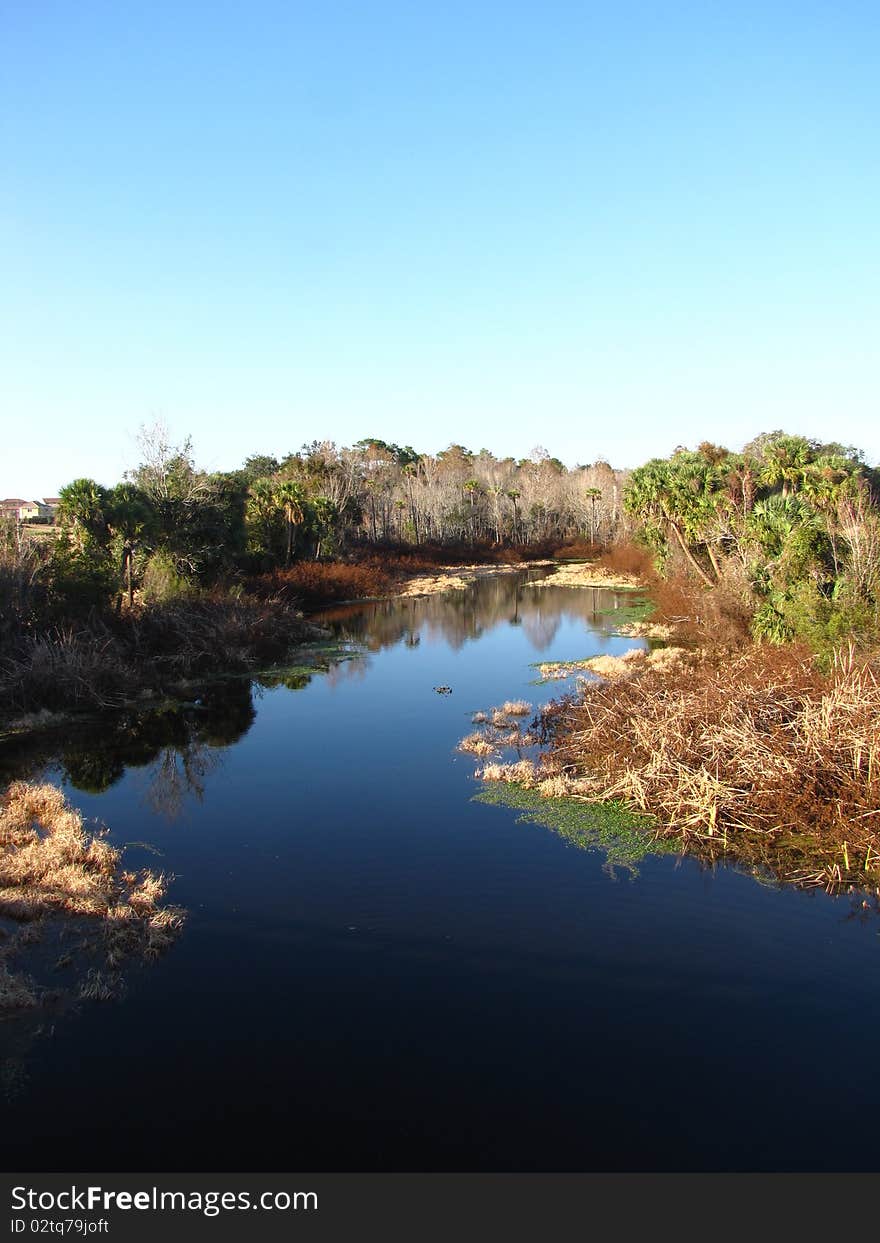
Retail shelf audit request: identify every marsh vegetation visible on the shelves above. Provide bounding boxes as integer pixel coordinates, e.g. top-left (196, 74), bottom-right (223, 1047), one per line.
top-left (0, 782), bottom-right (184, 1011)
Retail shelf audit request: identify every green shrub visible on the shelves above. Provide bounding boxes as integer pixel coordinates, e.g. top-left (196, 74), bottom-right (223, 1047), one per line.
top-left (47, 539), bottom-right (115, 618)
top-left (752, 578), bottom-right (879, 656)
top-left (140, 550), bottom-right (193, 604)
top-left (752, 596), bottom-right (794, 645)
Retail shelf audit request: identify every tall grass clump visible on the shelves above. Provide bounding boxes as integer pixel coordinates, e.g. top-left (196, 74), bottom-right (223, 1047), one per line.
top-left (0, 781), bottom-right (185, 1008)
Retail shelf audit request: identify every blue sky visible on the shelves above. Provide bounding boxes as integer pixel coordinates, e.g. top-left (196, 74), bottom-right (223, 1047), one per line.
top-left (2, 1), bottom-right (878, 496)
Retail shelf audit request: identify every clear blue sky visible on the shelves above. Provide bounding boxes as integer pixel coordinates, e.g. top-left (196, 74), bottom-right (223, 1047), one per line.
top-left (2, 0), bottom-right (878, 497)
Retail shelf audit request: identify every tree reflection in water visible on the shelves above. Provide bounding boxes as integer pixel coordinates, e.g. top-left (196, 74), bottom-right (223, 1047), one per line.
top-left (1, 574), bottom-right (637, 819)
top-left (0, 571), bottom-right (642, 1096)
top-left (318, 570), bottom-right (637, 656)
top-left (1, 680), bottom-right (257, 821)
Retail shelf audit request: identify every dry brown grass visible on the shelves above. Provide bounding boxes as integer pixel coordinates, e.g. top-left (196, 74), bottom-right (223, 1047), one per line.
top-left (458, 732), bottom-right (498, 757)
top-left (397, 563), bottom-right (553, 599)
top-left (476, 759), bottom-right (541, 784)
top-left (526, 563), bottom-right (640, 590)
top-left (647, 563), bottom-right (755, 649)
top-left (0, 596), bottom-right (319, 720)
top-left (540, 643), bottom-right (880, 889)
top-left (578, 647), bottom-right (690, 681)
top-left (457, 701), bottom-right (539, 763)
top-left (0, 782), bottom-right (185, 1008)
top-left (536, 659), bottom-right (595, 681)
top-left (615, 620), bottom-right (676, 640)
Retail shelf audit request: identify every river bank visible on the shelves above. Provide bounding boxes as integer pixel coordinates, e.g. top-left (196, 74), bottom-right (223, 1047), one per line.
top-left (1, 552), bottom-right (627, 736)
top-left (465, 565), bottom-right (880, 893)
top-left (0, 594), bottom-right (330, 737)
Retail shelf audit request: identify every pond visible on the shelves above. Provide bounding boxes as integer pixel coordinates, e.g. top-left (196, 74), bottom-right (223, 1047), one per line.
top-left (2, 568), bottom-right (880, 1171)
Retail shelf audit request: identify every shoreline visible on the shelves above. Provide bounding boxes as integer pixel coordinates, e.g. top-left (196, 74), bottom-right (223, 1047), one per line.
top-left (0, 555), bottom-right (646, 744)
top-left (389, 557), bottom-right (642, 600)
top-left (464, 594), bottom-right (880, 894)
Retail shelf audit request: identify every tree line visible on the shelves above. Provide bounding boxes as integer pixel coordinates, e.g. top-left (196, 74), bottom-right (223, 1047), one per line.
top-left (5, 425), bottom-right (879, 655)
top-left (31, 427), bottom-right (626, 612)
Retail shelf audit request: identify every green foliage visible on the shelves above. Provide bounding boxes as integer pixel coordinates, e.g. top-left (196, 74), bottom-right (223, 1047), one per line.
top-left (242, 454), bottom-right (280, 482)
top-left (176, 473), bottom-right (248, 579)
top-left (753, 579), bottom-right (879, 655)
top-left (751, 596), bottom-right (795, 645)
top-left (47, 536), bottom-right (116, 617)
top-left (21, 426), bottom-right (880, 664)
top-left (57, 478), bottom-right (111, 552)
top-left (353, 437), bottom-right (421, 466)
top-left (140, 550), bottom-right (193, 604)
top-left (623, 431), bottom-right (879, 656)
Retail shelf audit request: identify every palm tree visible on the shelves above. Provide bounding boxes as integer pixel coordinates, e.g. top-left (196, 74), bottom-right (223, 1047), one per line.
top-left (801, 454), bottom-right (860, 514)
top-left (724, 454), bottom-right (757, 518)
top-left (462, 478), bottom-right (481, 543)
top-left (57, 478), bottom-right (109, 553)
top-left (506, 489), bottom-right (521, 543)
top-left (310, 495), bottom-right (338, 559)
top-left (748, 494), bottom-right (810, 558)
top-left (625, 459), bottom-right (716, 586)
top-left (584, 487), bottom-right (602, 543)
top-left (801, 454), bottom-right (863, 576)
top-left (246, 479), bottom-right (280, 561)
top-left (759, 435), bottom-right (814, 498)
top-left (105, 483), bottom-right (155, 606)
top-left (274, 481), bottom-right (305, 565)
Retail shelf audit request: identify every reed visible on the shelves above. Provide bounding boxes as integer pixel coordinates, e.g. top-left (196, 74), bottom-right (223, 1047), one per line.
top-left (501, 700), bottom-right (533, 716)
top-left (457, 732), bottom-right (498, 757)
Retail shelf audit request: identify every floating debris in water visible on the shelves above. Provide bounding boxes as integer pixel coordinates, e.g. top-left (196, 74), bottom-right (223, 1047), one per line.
top-left (433, 685), bottom-right (452, 695)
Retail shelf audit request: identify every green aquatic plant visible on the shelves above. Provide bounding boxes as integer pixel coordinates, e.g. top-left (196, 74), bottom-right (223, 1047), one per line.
top-left (529, 657), bottom-right (595, 684)
top-left (252, 641), bottom-right (364, 689)
top-left (595, 596), bottom-right (654, 628)
top-left (473, 781), bottom-right (671, 875)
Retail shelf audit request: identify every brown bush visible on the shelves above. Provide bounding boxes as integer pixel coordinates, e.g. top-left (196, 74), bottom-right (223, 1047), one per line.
top-left (648, 563), bottom-right (755, 649)
top-left (0, 595), bottom-right (318, 720)
top-left (254, 561), bottom-right (396, 606)
top-left (250, 541), bottom-right (573, 608)
top-left (594, 542), bottom-right (656, 577)
top-left (546, 537), bottom-right (601, 561)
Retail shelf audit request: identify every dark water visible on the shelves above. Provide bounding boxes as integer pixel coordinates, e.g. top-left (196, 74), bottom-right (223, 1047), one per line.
top-left (3, 571), bottom-right (880, 1172)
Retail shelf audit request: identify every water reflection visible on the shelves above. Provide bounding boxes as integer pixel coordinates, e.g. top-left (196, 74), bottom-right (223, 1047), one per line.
top-left (1, 680), bottom-right (257, 818)
top-left (0, 573), bottom-right (645, 1113)
top-left (1, 576), bottom-right (636, 821)
top-left (319, 573), bottom-right (636, 655)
